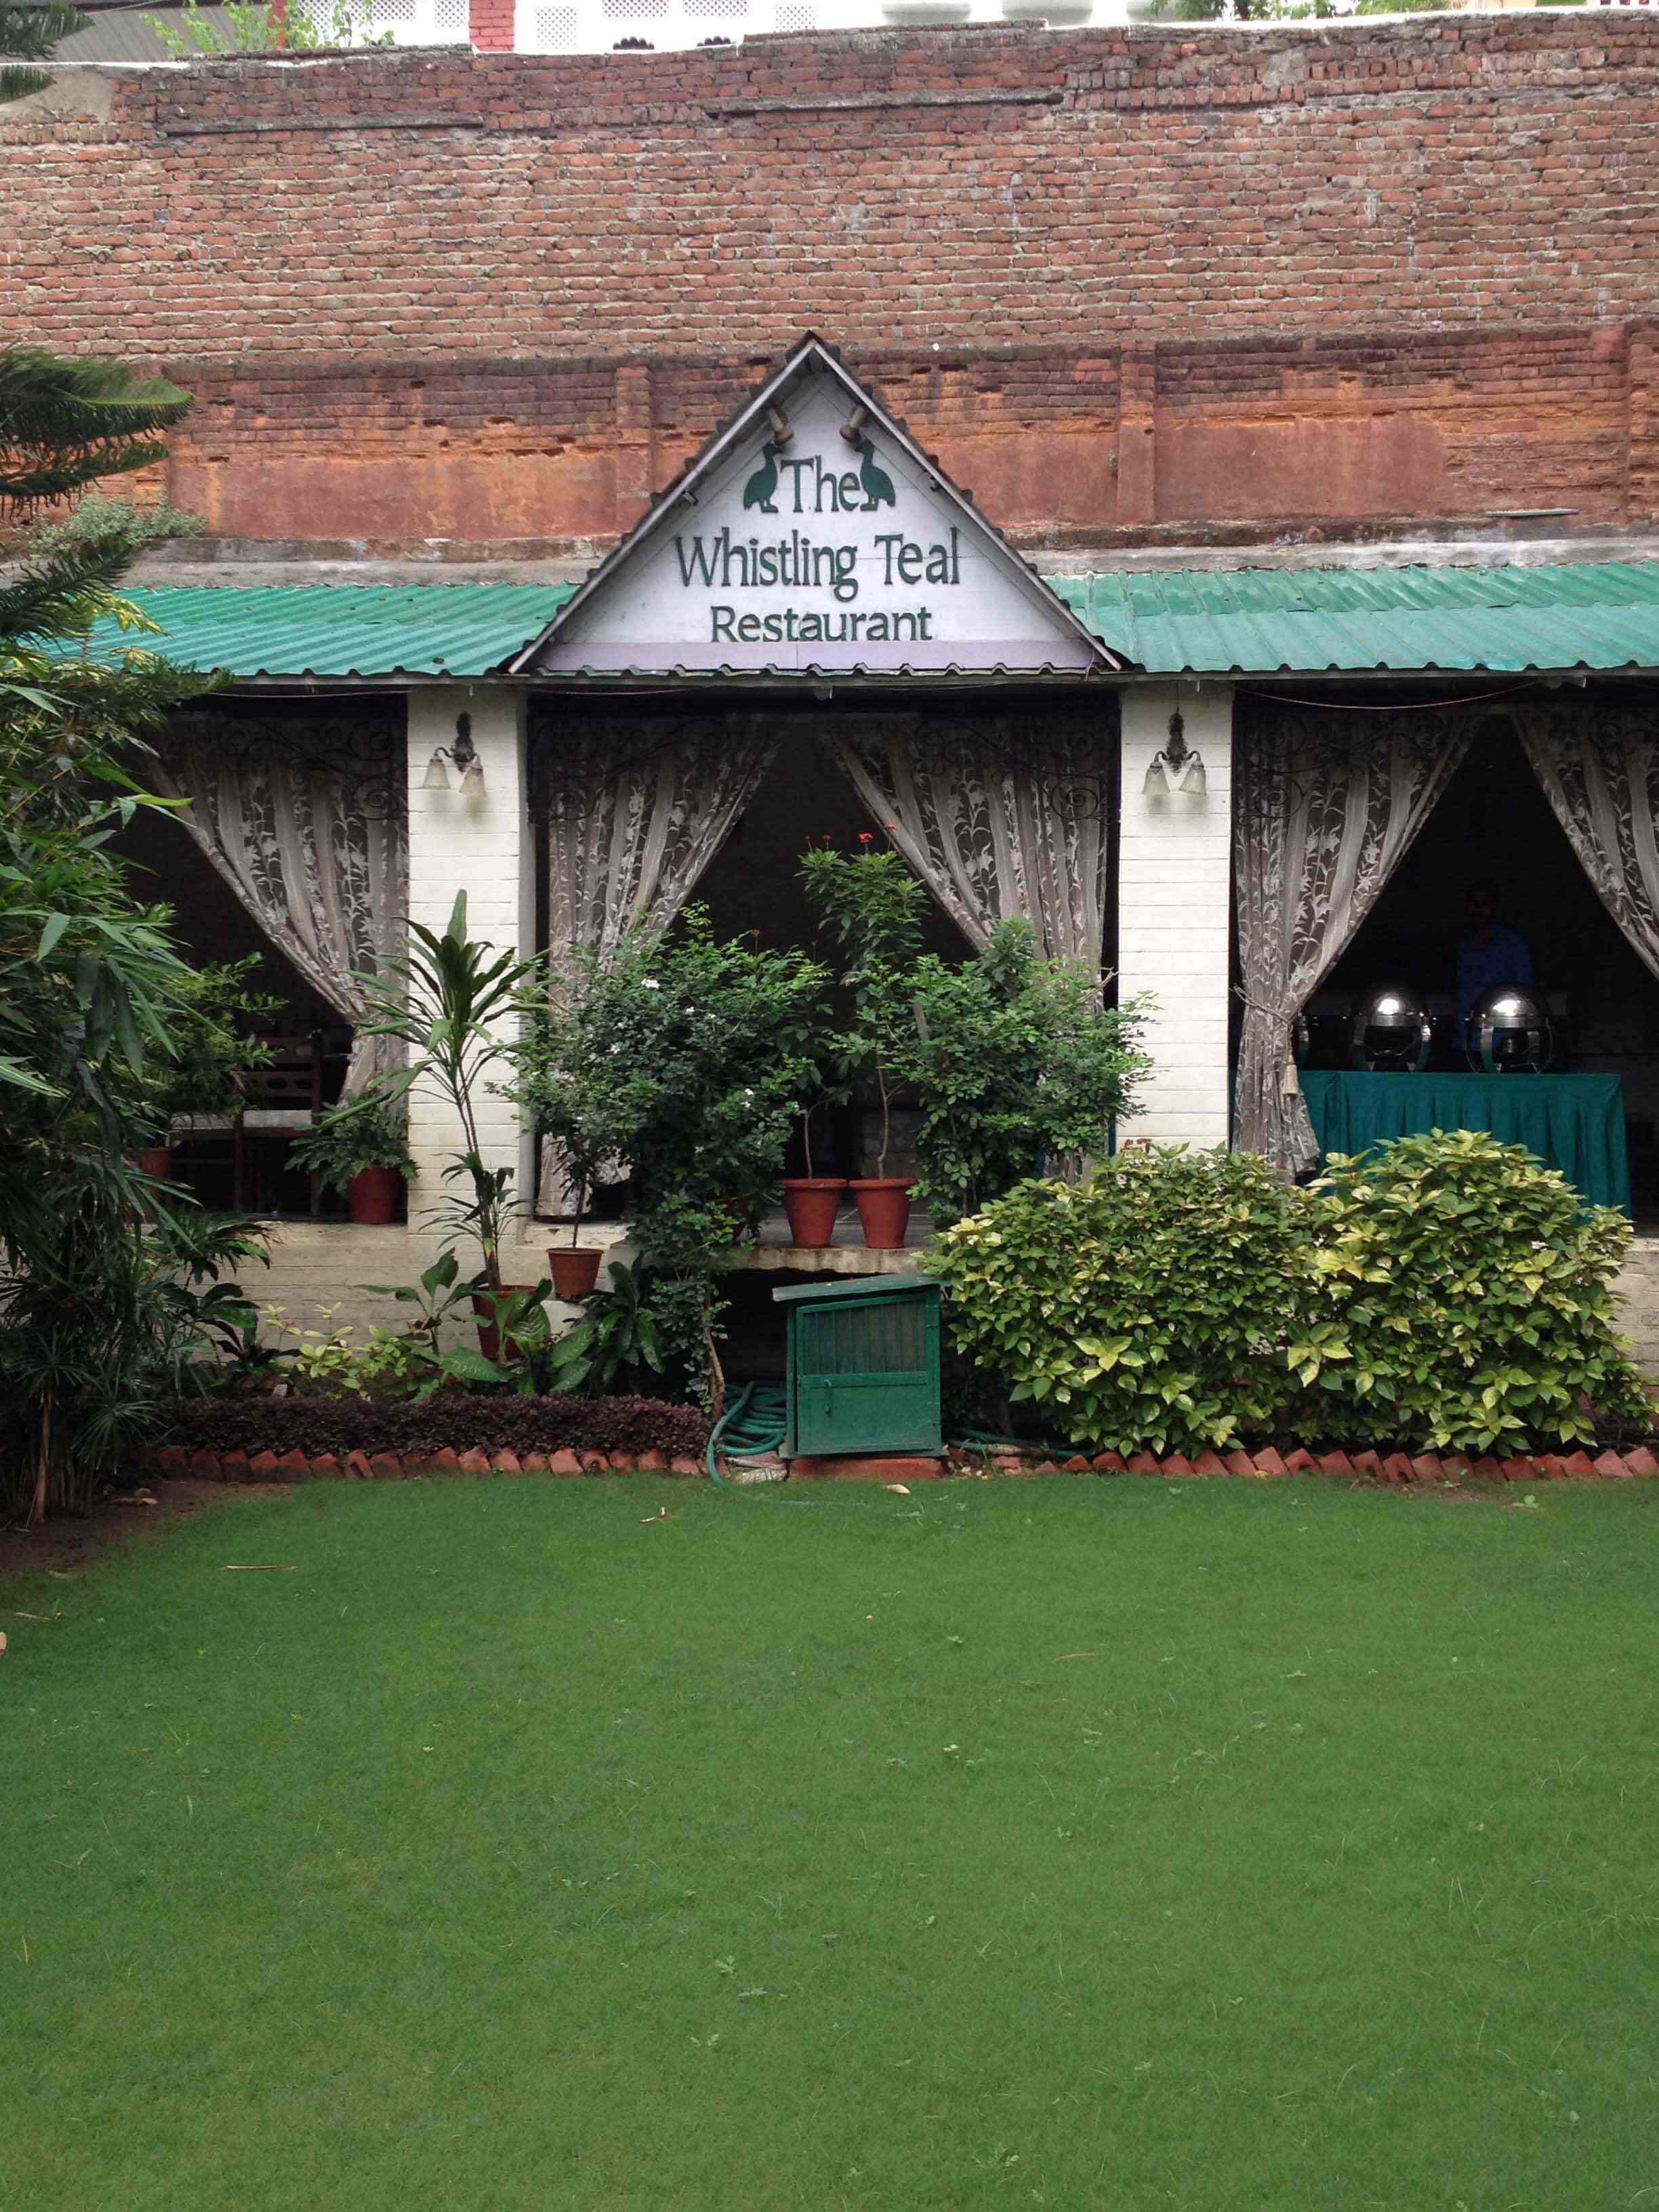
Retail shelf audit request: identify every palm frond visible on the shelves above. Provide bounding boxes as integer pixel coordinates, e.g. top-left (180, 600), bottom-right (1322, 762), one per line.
top-left (0, 4), bottom-right (88, 59)
top-left (0, 350), bottom-right (191, 508)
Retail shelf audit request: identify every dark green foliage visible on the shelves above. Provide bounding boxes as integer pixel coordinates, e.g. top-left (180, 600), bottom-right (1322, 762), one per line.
top-left (542, 1260), bottom-right (668, 1399)
top-left (0, 344), bottom-right (269, 1518)
top-left (0, 348), bottom-right (190, 509)
top-left (146, 955), bottom-right (279, 1124)
top-left (365, 1249), bottom-right (554, 1400)
top-left (798, 843), bottom-right (926, 1175)
top-left (287, 1092), bottom-right (415, 1195)
top-left (151, 1388), bottom-right (710, 1460)
top-left (519, 905), bottom-right (828, 1238)
top-left (0, 1), bottom-right (85, 102)
top-left (896, 920), bottom-right (1150, 1223)
top-left (514, 905), bottom-right (830, 1406)
top-left (928, 1150), bottom-right (1308, 1455)
top-left (357, 890), bottom-right (539, 1288)
top-left (1290, 1128), bottom-right (1650, 1452)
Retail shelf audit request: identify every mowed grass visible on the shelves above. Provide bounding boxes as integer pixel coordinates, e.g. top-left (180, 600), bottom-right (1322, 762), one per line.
top-left (5, 1476), bottom-right (1659, 2211)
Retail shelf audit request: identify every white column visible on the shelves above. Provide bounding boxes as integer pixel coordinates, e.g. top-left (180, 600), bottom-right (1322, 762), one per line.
top-left (1116, 683), bottom-right (1235, 1149)
top-left (404, 687), bottom-right (536, 1231)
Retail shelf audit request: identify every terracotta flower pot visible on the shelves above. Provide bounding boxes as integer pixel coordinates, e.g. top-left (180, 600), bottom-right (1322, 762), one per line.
top-left (781, 1176), bottom-right (847, 1249)
top-left (850, 1176), bottom-right (914, 1250)
top-left (547, 1246), bottom-right (602, 1302)
top-left (135, 1146), bottom-right (172, 1181)
top-left (347, 1165), bottom-right (402, 1225)
top-left (472, 1286), bottom-right (537, 1364)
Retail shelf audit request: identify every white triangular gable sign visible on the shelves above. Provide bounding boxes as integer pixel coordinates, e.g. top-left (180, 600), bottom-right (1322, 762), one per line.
top-left (512, 337), bottom-right (1116, 678)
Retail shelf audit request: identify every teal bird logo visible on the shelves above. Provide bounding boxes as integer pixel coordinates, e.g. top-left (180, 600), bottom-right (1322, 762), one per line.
top-left (856, 436), bottom-right (896, 512)
top-left (742, 440), bottom-right (781, 514)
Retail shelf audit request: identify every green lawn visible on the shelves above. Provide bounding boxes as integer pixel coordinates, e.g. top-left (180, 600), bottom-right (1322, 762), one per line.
top-left (5, 1475), bottom-right (1659, 2211)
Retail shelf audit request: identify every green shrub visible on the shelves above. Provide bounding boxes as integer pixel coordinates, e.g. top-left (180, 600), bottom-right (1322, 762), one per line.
top-left (1292, 1130), bottom-right (1650, 1452)
top-left (895, 922), bottom-right (1151, 1225)
top-left (926, 1150), bottom-right (1308, 1456)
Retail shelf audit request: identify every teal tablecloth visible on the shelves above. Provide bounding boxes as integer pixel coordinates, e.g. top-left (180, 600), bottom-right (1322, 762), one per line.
top-left (1298, 1071), bottom-right (1631, 1216)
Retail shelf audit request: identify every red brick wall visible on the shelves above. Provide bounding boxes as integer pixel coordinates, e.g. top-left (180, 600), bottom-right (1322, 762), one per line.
top-left (7, 20), bottom-right (1658, 552)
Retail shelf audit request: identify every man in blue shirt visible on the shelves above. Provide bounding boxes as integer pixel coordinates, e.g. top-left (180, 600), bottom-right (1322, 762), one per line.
top-left (1457, 878), bottom-right (1535, 1045)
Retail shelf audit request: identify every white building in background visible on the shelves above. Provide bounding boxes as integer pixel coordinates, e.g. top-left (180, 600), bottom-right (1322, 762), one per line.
top-left (305, 0), bottom-right (1641, 60)
top-left (56, 0), bottom-right (1640, 66)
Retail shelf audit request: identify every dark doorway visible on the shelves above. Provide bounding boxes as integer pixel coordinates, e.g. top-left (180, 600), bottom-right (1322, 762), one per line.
top-left (116, 806), bottom-right (354, 1218)
top-left (1316, 718), bottom-right (1659, 1214)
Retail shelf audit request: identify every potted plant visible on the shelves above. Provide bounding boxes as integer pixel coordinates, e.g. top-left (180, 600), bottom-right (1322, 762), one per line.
top-left (136, 956), bottom-right (277, 1179)
top-left (800, 842), bottom-right (925, 1250)
top-left (514, 998), bottom-right (623, 1301)
top-left (780, 1059), bottom-right (847, 1249)
top-left (508, 905), bottom-right (828, 1411)
top-left (354, 892), bottom-right (548, 1364)
top-left (287, 1092), bottom-right (416, 1225)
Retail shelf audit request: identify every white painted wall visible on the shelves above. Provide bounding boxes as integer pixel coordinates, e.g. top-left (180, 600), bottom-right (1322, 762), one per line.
top-left (405, 687), bottom-right (537, 1236)
top-left (1116, 684), bottom-right (1235, 1149)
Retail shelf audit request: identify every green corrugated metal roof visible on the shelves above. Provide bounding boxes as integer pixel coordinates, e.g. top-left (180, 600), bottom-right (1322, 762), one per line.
top-left (65, 583), bottom-right (576, 681)
top-left (1051, 562), bottom-right (1659, 675)
top-left (54, 563), bottom-right (1659, 680)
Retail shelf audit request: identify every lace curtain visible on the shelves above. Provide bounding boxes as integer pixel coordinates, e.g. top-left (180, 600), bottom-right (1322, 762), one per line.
top-left (155, 716), bottom-right (407, 1094)
top-left (543, 711), bottom-right (777, 963)
top-left (1515, 699), bottom-right (1659, 982)
top-left (536, 710), bottom-right (778, 1207)
top-left (820, 705), bottom-right (1118, 965)
top-left (1233, 703), bottom-right (1471, 1173)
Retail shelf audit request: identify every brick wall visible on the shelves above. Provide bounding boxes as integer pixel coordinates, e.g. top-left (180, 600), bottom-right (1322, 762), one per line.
top-left (9, 19), bottom-right (1658, 551)
top-left (468, 0), bottom-right (514, 51)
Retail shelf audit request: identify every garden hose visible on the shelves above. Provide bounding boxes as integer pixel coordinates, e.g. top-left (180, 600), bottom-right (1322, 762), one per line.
top-left (706, 1380), bottom-right (789, 1489)
top-left (957, 1427), bottom-right (1079, 1459)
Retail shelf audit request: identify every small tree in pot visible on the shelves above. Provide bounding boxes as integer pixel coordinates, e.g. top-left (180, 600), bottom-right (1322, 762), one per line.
top-left (514, 992), bottom-right (621, 1302)
top-left (799, 842), bottom-right (926, 1249)
top-left (781, 1048), bottom-right (850, 1249)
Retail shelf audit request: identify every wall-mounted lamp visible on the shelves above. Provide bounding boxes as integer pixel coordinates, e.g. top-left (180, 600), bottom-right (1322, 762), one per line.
top-left (423, 712), bottom-right (485, 794)
top-left (1143, 710), bottom-right (1206, 798)
top-left (766, 405), bottom-right (794, 448)
top-left (840, 403), bottom-right (871, 447)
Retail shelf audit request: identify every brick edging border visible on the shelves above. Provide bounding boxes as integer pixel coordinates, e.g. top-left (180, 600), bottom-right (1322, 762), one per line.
top-left (149, 1446), bottom-right (705, 1481)
top-left (959, 1446), bottom-right (1659, 1483)
top-left (148, 1442), bottom-right (1659, 1484)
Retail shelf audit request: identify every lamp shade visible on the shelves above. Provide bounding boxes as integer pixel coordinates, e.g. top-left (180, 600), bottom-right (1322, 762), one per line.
top-left (422, 751), bottom-right (451, 790)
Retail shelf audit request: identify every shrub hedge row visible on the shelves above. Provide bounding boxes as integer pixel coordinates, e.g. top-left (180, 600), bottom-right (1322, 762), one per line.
top-left (156, 1392), bottom-right (711, 1461)
top-left (928, 1131), bottom-right (1653, 1458)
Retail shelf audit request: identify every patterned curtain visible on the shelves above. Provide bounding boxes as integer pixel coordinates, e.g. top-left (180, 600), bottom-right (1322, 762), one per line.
top-left (820, 703), bottom-right (1118, 964)
top-left (536, 708), bottom-right (778, 1207)
top-left (1515, 698), bottom-right (1659, 981)
top-left (1233, 703), bottom-right (1472, 1173)
top-left (154, 713), bottom-right (407, 1094)
top-left (543, 710), bottom-right (776, 963)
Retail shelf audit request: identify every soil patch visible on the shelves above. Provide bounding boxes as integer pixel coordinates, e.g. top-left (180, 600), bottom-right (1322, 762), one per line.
top-left (0, 1479), bottom-right (291, 1584)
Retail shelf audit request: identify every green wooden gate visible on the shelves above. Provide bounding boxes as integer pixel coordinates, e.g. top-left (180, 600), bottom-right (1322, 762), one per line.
top-left (774, 1274), bottom-right (942, 1458)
